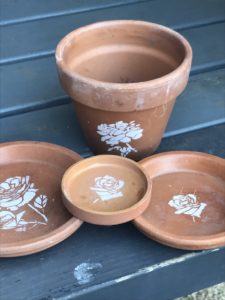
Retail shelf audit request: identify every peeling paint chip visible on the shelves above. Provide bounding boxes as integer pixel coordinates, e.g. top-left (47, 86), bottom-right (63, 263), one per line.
top-left (74, 262), bottom-right (103, 285)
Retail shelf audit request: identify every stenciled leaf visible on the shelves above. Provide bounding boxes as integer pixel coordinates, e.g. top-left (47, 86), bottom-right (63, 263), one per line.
top-left (16, 211), bottom-right (26, 223)
top-left (34, 194), bottom-right (48, 209)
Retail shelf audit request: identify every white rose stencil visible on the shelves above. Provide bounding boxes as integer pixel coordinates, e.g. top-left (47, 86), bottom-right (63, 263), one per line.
top-left (0, 176), bottom-right (37, 211)
top-left (90, 175), bottom-right (124, 201)
top-left (97, 121), bottom-right (143, 157)
top-left (168, 193), bottom-right (207, 222)
top-left (0, 176), bottom-right (48, 231)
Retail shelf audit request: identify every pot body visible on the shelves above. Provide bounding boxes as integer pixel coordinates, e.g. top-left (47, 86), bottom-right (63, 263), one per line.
top-left (73, 99), bottom-right (175, 160)
top-left (56, 20), bottom-right (192, 160)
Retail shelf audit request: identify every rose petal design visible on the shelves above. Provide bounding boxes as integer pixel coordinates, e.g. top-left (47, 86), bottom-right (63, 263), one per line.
top-left (169, 195), bottom-right (190, 210)
top-left (97, 121), bottom-right (143, 156)
top-left (18, 190), bottom-right (36, 207)
top-left (168, 199), bottom-right (181, 210)
top-left (16, 184), bottom-right (28, 195)
top-left (116, 180), bottom-right (125, 190)
top-left (0, 197), bottom-right (23, 210)
top-left (5, 177), bottom-right (14, 184)
top-left (104, 176), bottom-right (114, 180)
top-left (173, 195), bottom-right (185, 200)
top-left (169, 193), bottom-right (207, 221)
top-left (97, 129), bottom-right (111, 136)
top-left (25, 176), bottom-right (30, 183)
top-left (109, 134), bottom-right (126, 144)
top-left (105, 139), bottom-right (119, 146)
top-left (0, 182), bottom-right (10, 190)
top-left (126, 130), bottom-right (143, 139)
top-left (186, 194), bottom-right (197, 204)
top-left (114, 129), bottom-right (124, 135)
top-left (192, 203), bottom-right (207, 217)
top-left (115, 121), bottom-right (127, 128)
top-left (120, 136), bottom-right (131, 143)
top-left (101, 135), bottom-right (111, 142)
top-left (10, 177), bottom-right (21, 187)
top-left (175, 206), bottom-right (198, 215)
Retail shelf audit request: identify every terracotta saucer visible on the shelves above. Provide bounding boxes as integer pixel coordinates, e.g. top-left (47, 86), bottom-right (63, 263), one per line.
top-left (62, 155), bottom-right (152, 225)
top-left (0, 141), bottom-right (83, 257)
top-left (133, 151), bottom-right (225, 250)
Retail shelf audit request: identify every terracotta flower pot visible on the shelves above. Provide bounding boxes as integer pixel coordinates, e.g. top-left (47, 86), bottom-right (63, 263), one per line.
top-left (56, 20), bottom-right (192, 160)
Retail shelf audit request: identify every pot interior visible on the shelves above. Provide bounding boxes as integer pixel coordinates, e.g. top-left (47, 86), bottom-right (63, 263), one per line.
top-left (61, 22), bottom-right (186, 83)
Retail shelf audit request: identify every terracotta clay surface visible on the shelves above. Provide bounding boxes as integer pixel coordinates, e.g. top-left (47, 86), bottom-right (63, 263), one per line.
top-left (56, 20), bottom-right (192, 160)
top-left (62, 155), bottom-right (152, 225)
top-left (0, 141), bottom-right (83, 257)
top-left (134, 151), bottom-right (225, 250)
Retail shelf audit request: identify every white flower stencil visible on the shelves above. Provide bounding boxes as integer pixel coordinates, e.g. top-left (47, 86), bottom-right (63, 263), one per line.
top-left (90, 175), bottom-right (124, 201)
top-left (168, 194), bottom-right (207, 222)
top-left (0, 176), bottom-right (37, 211)
top-left (97, 121), bottom-right (143, 157)
top-left (0, 176), bottom-right (48, 231)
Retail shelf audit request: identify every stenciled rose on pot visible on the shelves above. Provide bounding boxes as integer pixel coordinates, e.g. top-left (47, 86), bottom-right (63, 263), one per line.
top-left (0, 176), bottom-right (37, 211)
top-left (168, 193), bottom-right (207, 222)
top-left (90, 175), bottom-right (125, 202)
top-left (0, 176), bottom-right (49, 231)
top-left (97, 121), bottom-right (143, 157)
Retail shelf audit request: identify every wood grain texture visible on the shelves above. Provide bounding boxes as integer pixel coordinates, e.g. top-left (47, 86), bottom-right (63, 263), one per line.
top-left (0, 0), bottom-right (145, 25)
top-left (1, 0), bottom-right (224, 64)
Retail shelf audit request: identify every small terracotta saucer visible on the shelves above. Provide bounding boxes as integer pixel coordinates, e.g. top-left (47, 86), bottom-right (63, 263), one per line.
top-left (133, 151), bottom-right (225, 250)
top-left (62, 155), bottom-right (152, 225)
top-left (0, 141), bottom-right (83, 257)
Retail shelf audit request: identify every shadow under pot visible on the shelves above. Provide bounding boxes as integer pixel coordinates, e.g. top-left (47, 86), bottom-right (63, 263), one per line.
top-left (56, 20), bottom-right (192, 160)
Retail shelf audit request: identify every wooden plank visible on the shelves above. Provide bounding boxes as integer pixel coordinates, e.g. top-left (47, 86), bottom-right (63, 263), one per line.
top-left (67, 249), bottom-right (225, 300)
top-left (158, 124), bottom-right (225, 157)
top-left (0, 0), bottom-right (144, 25)
top-left (165, 68), bottom-right (225, 136)
top-left (1, 69), bottom-right (225, 156)
top-left (1, 24), bottom-right (225, 118)
top-left (0, 124), bottom-right (224, 300)
top-left (0, 103), bottom-right (89, 156)
top-left (0, 0), bottom-right (224, 64)
top-left (183, 22), bottom-right (225, 74)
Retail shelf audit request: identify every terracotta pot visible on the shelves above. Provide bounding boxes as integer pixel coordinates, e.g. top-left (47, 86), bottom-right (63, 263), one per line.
top-left (56, 20), bottom-right (192, 160)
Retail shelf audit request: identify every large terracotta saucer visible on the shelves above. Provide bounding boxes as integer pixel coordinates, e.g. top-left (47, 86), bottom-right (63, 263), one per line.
top-left (134, 151), bottom-right (225, 250)
top-left (0, 141), bottom-right (83, 257)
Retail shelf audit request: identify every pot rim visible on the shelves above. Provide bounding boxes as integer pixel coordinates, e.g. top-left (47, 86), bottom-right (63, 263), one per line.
top-left (55, 20), bottom-right (192, 91)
